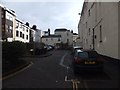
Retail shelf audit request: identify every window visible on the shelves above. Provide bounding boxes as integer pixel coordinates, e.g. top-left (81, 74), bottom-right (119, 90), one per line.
top-left (9, 26), bottom-right (13, 30)
top-left (67, 39), bottom-right (69, 43)
top-left (6, 25), bottom-right (9, 29)
top-left (51, 38), bottom-right (53, 41)
top-left (23, 34), bottom-right (24, 39)
top-left (78, 52), bottom-right (88, 59)
top-left (8, 29), bottom-right (12, 33)
top-left (1, 14), bottom-right (4, 18)
top-left (16, 23), bottom-right (19, 28)
top-left (46, 39), bottom-right (48, 41)
top-left (58, 38), bottom-right (60, 41)
top-left (20, 32), bottom-right (22, 37)
top-left (23, 27), bottom-right (25, 31)
top-left (20, 23), bottom-right (22, 28)
top-left (86, 22), bottom-right (87, 28)
top-left (67, 33), bottom-right (69, 36)
top-left (10, 16), bottom-right (13, 21)
top-left (88, 9), bottom-right (90, 16)
top-left (26, 28), bottom-right (28, 32)
top-left (26, 35), bottom-right (28, 40)
top-left (6, 15), bottom-right (10, 20)
top-left (100, 25), bottom-right (102, 43)
top-left (2, 25), bottom-right (4, 28)
top-left (16, 31), bottom-right (19, 37)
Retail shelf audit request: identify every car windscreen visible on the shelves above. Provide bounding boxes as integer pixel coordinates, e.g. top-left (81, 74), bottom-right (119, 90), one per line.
top-left (78, 52), bottom-right (89, 59)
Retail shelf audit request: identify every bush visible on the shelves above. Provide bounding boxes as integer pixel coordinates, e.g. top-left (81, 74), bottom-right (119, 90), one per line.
top-left (2, 41), bottom-right (26, 63)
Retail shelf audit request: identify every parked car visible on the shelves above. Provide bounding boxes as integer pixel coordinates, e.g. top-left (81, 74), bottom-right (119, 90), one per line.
top-left (44, 45), bottom-right (54, 51)
top-left (71, 46), bottom-right (83, 56)
top-left (72, 49), bottom-right (104, 74)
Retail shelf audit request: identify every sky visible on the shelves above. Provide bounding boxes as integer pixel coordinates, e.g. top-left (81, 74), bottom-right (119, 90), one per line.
top-left (0, 0), bottom-right (84, 34)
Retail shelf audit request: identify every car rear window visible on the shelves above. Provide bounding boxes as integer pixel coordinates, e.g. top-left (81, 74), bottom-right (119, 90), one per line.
top-left (88, 51), bottom-right (98, 59)
top-left (78, 52), bottom-right (88, 59)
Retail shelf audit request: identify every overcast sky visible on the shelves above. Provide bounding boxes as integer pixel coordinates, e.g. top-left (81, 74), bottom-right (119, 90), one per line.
top-left (1, 0), bottom-right (84, 34)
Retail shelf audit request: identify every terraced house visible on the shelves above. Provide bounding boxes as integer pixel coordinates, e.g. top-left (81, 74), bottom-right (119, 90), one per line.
top-left (55, 28), bottom-right (73, 46)
top-left (78, 1), bottom-right (120, 59)
top-left (0, 4), bottom-right (41, 43)
top-left (0, 4), bottom-right (16, 42)
top-left (15, 19), bottom-right (30, 43)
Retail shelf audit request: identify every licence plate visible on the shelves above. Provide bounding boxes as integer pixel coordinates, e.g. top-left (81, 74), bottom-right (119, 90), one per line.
top-left (85, 61), bottom-right (96, 64)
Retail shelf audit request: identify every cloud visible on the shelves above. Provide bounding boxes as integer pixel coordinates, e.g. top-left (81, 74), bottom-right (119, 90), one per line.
top-left (1, 0), bottom-right (84, 2)
top-left (2, 1), bottom-right (84, 33)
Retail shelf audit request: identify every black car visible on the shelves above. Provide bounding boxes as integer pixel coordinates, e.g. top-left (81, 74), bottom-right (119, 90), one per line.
top-left (72, 49), bottom-right (104, 74)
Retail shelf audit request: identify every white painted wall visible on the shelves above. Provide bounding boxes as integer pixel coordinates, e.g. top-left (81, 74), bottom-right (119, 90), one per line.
top-left (15, 19), bottom-right (30, 43)
top-left (42, 37), bottom-right (61, 46)
top-left (78, 2), bottom-right (119, 59)
top-left (55, 30), bottom-right (73, 46)
top-left (34, 29), bottom-right (41, 42)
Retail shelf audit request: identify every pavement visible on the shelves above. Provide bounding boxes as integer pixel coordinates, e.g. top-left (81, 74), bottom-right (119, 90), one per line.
top-left (101, 54), bottom-right (120, 66)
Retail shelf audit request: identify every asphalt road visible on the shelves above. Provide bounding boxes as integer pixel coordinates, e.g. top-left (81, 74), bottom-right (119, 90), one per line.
top-left (2, 50), bottom-right (120, 89)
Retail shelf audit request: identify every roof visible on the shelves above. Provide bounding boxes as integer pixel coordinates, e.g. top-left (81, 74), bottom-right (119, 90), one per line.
top-left (54, 28), bottom-right (67, 32)
top-left (42, 35), bottom-right (61, 38)
top-left (0, 4), bottom-right (4, 8)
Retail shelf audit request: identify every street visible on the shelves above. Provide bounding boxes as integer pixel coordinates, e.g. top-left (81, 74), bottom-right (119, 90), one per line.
top-left (2, 50), bottom-right (119, 89)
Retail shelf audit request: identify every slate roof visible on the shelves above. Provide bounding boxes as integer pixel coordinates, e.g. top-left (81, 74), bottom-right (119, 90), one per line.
top-left (54, 28), bottom-right (67, 32)
top-left (42, 35), bottom-right (61, 38)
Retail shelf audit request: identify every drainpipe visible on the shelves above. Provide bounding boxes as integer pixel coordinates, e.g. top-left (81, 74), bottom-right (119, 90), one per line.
top-left (93, 28), bottom-right (95, 50)
top-left (118, 1), bottom-right (120, 59)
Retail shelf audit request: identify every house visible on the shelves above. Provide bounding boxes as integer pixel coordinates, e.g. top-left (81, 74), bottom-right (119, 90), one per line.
top-left (15, 19), bottom-right (30, 43)
top-left (42, 34), bottom-right (61, 46)
top-left (34, 29), bottom-right (41, 43)
top-left (54, 28), bottom-right (73, 46)
top-left (78, 1), bottom-right (120, 59)
top-left (0, 4), bottom-right (16, 42)
top-left (73, 33), bottom-right (81, 47)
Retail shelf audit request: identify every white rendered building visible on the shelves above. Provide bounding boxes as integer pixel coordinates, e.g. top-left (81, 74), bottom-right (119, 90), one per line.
top-left (78, 1), bottom-right (120, 59)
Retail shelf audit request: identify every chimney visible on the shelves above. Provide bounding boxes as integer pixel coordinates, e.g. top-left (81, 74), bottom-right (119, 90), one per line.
top-left (48, 28), bottom-right (50, 36)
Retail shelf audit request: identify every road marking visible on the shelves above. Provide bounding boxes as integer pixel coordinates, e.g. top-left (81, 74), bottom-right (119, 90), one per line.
top-left (59, 52), bottom-right (70, 69)
top-left (1, 62), bottom-right (33, 80)
top-left (65, 76), bottom-right (80, 90)
top-left (72, 80), bottom-right (75, 90)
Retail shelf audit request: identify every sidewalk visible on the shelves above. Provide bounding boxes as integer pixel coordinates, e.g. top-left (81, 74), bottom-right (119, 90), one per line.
top-left (101, 54), bottom-right (120, 66)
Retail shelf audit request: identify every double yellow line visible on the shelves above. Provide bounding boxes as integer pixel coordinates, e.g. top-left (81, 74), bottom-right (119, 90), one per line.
top-left (65, 76), bottom-right (80, 90)
top-left (72, 79), bottom-right (80, 90)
